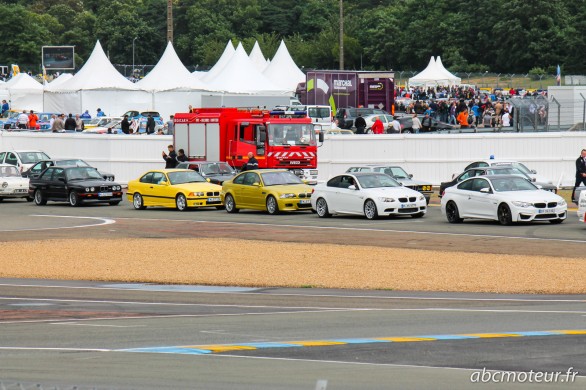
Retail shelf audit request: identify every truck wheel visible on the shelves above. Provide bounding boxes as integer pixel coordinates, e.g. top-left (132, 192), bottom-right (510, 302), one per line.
top-left (225, 194), bottom-right (239, 213)
top-left (266, 196), bottom-right (280, 215)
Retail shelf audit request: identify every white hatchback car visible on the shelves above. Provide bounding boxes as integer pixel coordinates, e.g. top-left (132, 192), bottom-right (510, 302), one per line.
top-left (311, 172), bottom-right (426, 220)
top-left (0, 164), bottom-right (31, 201)
top-left (441, 175), bottom-right (566, 225)
top-left (0, 150), bottom-right (51, 173)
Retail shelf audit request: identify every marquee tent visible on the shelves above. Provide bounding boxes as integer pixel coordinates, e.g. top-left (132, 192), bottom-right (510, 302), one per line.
top-left (200, 41), bottom-right (235, 82)
top-left (1, 73), bottom-right (44, 111)
top-left (43, 41), bottom-right (150, 116)
top-left (263, 40), bottom-right (305, 92)
top-left (136, 41), bottom-right (212, 119)
top-left (44, 73), bottom-right (73, 92)
top-left (249, 41), bottom-right (269, 72)
top-left (408, 57), bottom-right (461, 87)
top-left (435, 56), bottom-right (461, 85)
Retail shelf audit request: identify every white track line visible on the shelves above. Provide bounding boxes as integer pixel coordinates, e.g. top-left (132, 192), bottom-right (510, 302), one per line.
top-left (0, 215), bottom-right (115, 232)
top-left (0, 282), bottom-right (584, 303)
top-left (113, 216), bottom-right (586, 244)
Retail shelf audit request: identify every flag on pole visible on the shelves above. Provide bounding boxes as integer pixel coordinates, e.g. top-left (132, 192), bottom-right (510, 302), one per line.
top-left (556, 65), bottom-right (561, 86)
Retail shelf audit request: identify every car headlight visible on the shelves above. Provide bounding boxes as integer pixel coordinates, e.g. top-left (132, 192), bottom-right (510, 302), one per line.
top-left (558, 199), bottom-right (566, 207)
top-left (418, 195), bottom-right (425, 201)
top-left (1, 182), bottom-right (7, 188)
top-left (280, 193), bottom-right (296, 199)
top-left (90, 187), bottom-right (95, 192)
top-left (189, 192), bottom-right (205, 197)
top-left (512, 201), bottom-right (531, 208)
top-left (85, 187), bottom-right (90, 192)
top-left (378, 197), bottom-right (395, 202)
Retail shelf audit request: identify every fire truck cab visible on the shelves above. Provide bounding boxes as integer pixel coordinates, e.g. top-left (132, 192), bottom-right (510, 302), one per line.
top-left (173, 108), bottom-right (320, 183)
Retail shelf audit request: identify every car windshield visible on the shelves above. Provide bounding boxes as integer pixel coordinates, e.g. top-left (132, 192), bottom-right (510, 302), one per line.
top-left (357, 174), bottom-right (401, 188)
top-left (377, 166), bottom-right (409, 179)
top-left (261, 171), bottom-right (303, 186)
top-left (268, 124), bottom-right (317, 146)
top-left (0, 166), bottom-right (20, 177)
top-left (490, 177), bottom-right (538, 192)
top-left (487, 167), bottom-right (528, 178)
top-left (307, 107), bottom-right (330, 119)
top-left (167, 170), bottom-right (206, 185)
top-left (200, 162), bottom-right (234, 175)
top-left (56, 159), bottom-right (90, 167)
top-left (65, 167), bottom-right (103, 180)
top-left (491, 162), bottom-right (532, 175)
top-left (18, 151), bottom-right (50, 164)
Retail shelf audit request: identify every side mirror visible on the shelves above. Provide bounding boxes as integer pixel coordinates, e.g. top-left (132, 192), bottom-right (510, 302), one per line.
top-left (530, 169), bottom-right (537, 174)
top-left (58, 177), bottom-right (66, 182)
top-left (252, 182), bottom-right (260, 187)
top-left (31, 174), bottom-right (39, 179)
top-left (348, 185), bottom-right (357, 190)
top-left (206, 178), bottom-right (211, 182)
top-left (480, 187), bottom-right (491, 193)
top-left (318, 132), bottom-right (324, 143)
top-left (408, 173), bottom-right (413, 179)
top-left (160, 180), bottom-right (168, 185)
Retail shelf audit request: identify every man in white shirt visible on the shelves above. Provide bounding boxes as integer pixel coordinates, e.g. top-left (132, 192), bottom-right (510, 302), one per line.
top-left (17, 110), bottom-right (29, 129)
top-left (390, 117), bottom-right (401, 133)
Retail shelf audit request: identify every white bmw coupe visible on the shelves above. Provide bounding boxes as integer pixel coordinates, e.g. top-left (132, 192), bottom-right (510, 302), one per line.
top-left (311, 172), bottom-right (427, 219)
top-left (441, 175), bottom-right (566, 225)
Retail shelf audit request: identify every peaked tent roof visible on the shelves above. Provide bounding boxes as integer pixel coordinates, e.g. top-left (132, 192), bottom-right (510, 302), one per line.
top-left (201, 41), bottom-right (235, 82)
top-left (2, 73), bottom-right (43, 92)
top-left (435, 56), bottom-right (461, 83)
top-left (206, 43), bottom-right (283, 93)
top-left (53, 41), bottom-right (138, 91)
top-left (408, 57), bottom-right (459, 87)
top-left (263, 40), bottom-right (305, 92)
top-left (44, 73), bottom-right (73, 92)
top-left (249, 41), bottom-right (268, 72)
top-left (137, 41), bottom-right (210, 92)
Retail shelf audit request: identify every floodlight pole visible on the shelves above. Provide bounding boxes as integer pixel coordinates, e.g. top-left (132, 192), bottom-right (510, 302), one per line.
top-left (339, 0), bottom-right (344, 70)
top-left (132, 37), bottom-right (137, 79)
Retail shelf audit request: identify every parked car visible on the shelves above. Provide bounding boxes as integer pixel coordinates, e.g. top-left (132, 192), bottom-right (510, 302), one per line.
top-left (397, 115), bottom-right (459, 133)
top-left (0, 150), bottom-right (51, 173)
top-left (29, 166), bottom-right (123, 207)
top-left (346, 165), bottom-right (433, 204)
top-left (83, 116), bottom-right (123, 129)
top-left (22, 159), bottom-right (115, 181)
top-left (441, 175), bottom-right (566, 225)
top-left (122, 110), bottom-right (162, 121)
top-left (362, 114), bottom-right (395, 133)
top-left (175, 161), bottom-right (237, 185)
top-left (0, 110), bottom-right (21, 129)
top-left (311, 172), bottom-right (426, 220)
top-left (37, 112), bottom-right (61, 131)
top-left (335, 107), bottom-right (388, 130)
top-left (84, 118), bottom-right (164, 134)
top-left (127, 169), bottom-right (223, 211)
top-left (0, 164), bottom-right (32, 201)
top-left (439, 166), bottom-right (556, 198)
top-left (463, 159), bottom-right (551, 184)
top-left (221, 169), bottom-right (313, 214)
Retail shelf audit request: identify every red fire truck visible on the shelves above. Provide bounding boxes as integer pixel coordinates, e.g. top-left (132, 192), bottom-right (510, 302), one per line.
top-left (173, 108), bottom-right (321, 183)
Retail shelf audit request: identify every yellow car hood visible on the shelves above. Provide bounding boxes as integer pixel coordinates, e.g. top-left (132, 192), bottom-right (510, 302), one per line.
top-left (172, 182), bottom-right (222, 192)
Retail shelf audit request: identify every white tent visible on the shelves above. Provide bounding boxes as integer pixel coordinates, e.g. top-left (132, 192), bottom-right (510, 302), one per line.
top-left (136, 41), bottom-right (212, 119)
top-left (206, 42), bottom-right (284, 94)
top-left (44, 40), bottom-right (150, 115)
top-left (249, 41), bottom-right (269, 72)
top-left (44, 73), bottom-right (73, 92)
top-left (409, 56), bottom-right (460, 87)
top-left (2, 73), bottom-right (44, 111)
top-left (263, 40), bottom-right (305, 92)
top-left (201, 41), bottom-right (235, 82)
top-left (435, 56), bottom-right (461, 85)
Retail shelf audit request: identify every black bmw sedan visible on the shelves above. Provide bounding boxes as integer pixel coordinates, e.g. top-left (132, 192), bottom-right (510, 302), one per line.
top-left (29, 166), bottom-right (123, 207)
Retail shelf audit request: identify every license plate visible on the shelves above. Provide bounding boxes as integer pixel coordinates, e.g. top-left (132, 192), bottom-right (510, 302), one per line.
top-left (401, 203), bottom-right (417, 208)
top-left (207, 197), bottom-right (220, 202)
top-left (98, 192), bottom-right (113, 197)
top-left (14, 189), bottom-right (27, 193)
top-left (299, 199), bottom-right (311, 204)
top-left (538, 208), bottom-right (555, 214)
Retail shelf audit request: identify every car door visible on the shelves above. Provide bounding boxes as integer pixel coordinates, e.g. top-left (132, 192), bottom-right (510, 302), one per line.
top-left (240, 172), bottom-right (263, 209)
top-left (50, 168), bottom-right (67, 200)
top-left (148, 172), bottom-right (170, 207)
top-left (466, 178), bottom-right (497, 218)
top-left (453, 179), bottom-right (475, 217)
top-left (336, 175), bottom-right (361, 213)
top-left (134, 172), bottom-right (154, 205)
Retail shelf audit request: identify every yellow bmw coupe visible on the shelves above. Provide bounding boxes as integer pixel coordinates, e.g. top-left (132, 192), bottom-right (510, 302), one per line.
top-left (221, 169), bottom-right (313, 214)
top-left (127, 169), bottom-right (223, 211)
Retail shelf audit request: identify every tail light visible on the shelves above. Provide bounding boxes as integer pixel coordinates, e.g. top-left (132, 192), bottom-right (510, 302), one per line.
top-left (311, 188), bottom-right (315, 193)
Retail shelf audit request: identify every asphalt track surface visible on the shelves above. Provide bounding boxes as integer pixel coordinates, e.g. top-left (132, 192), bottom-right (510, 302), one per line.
top-left (0, 199), bottom-right (585, 389)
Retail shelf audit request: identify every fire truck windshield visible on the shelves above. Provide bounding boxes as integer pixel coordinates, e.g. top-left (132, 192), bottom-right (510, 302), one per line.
top-left (268, 124), bottom-right (316, 146)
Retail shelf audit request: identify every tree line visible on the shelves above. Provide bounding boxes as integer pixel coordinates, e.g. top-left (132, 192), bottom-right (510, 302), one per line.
top-left (0, 0), bottom-right (583, 75)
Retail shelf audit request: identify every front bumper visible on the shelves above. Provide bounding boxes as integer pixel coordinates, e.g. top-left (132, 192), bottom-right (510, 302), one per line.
top-left (378, 200), bottom-right (427, 216)
top-left (187, 196), bottom-right (222, 207)
top-left (277, 198), bottom-right (313, 211)
top-left (514, 206), bottom-right (567, 222)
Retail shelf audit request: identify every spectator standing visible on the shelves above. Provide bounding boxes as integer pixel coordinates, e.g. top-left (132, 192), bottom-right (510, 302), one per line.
top-left (64, 114), bottom-right (77, 131)
top-left (146, 115), bottom-right (156, 134)
top-left (75, 114), bottom-right (84, 131)
top-left (96, 108), bottom-right (105, 117)
top-left (471, 101), bottom-right (481, 126)
top-left (28, 110), bottom-right (38, 130)
top-left (176, 149), bottom-right (188, 163)
top-left (371, 117), bottom-right (384, 134)
top-left (162, 145), bottom-right (178, 168)
top-left (389, 117), bottom-right (401, 133)
top-left (241, 152), bottom-right (259, 171)
top-left (448, 102), bottom-right (457, 124)
top-left (166, 115), bottom-right (175, 136)
top-left (502, 110), bottom-right (511, 127)
top-left (49, 114), bottom-right (56, 129)
top-left (130, 118), bottom-right (139, 134)
top-left (573, 149), bottom-right (586, 202)
top-left (421, 113), bottom-right (432, 132)
top-left (494, 100), bottom-right (503, 127)
top-left (1, 100), bottom-right (9, 115)
top-left (80, 110), bottom-right (91, 119)
top-left (17, 110), bottom-right (29, 129)
top-left (52, 114), bottom-right (65, 132)
top-left (354, 114), bottom-right (366, 134)
top-left (120, 115), bottom-right (130, 134)
top-left (457, 110), bottom-right (469, 128)
top-left (411, 113), bottom-right (422, 134)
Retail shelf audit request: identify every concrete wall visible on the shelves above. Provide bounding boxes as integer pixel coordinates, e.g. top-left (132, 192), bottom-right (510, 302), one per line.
top-left (1, 131), bottom-right (585, 186)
